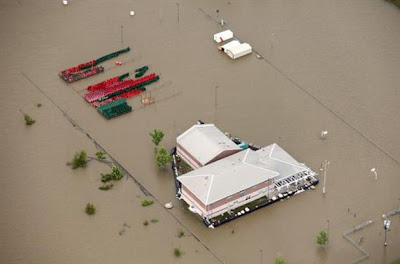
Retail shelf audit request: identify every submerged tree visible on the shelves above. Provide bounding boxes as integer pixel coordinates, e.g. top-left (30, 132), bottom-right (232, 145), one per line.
top-left (24, 114), bottom-right (35, 126)
top-left (317, 230), bottom-right (329, 245)
top-left (72, 150), bottom-right (87, 169)
top-left (85, 203), bottom-right (96, 215)
top-left (149, 129), bottom-right (164, 146)
top-left (173, 247), bottom-right (182, 257)
top-left (156, 147), bottom-right (172, 168)
top-left (95, 151), bottom-right (106, 160)
top-left (275, 258), bottom-right (286, 264)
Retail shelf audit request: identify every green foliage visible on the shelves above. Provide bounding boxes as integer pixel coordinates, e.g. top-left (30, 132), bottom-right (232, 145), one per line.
top-left (155, 147), bottom-right (172, 168)
top-left (150, 218), bottom-right (159, 223)
top-left (101, 173), bottom-right (113, 182)
top-left (387, 0), bottom-right (400, 7)
top-left (178, 230), bottom-right (185, 238)
top-left (72, 150), bottom-right (87, 169)
top-left (143, 220), bottom-right (149, 226)
top-left (141, 200), bottom-right (154, 207)
top-left (317, 230), bottom-right (328, 245)
top-left (37, 103), bottom-right (42, 107)
top-left (149, 129), bottom-right (164, 146)
top-left (275, 258), bottom-right (286, 264)
top-left (101, 166), bottom-right (124, 182)
top-left (95, 151), bottom-right (106, 160)
top-left (98, 184), bottom-right (113, 190)
top-left (173, 247), bottom-right (182, 257)
top-left (24, 114), bottom-right (35, 126)
top-left (111, 166), bottom-right (124, 180)
top-left (85, 203), bottom-right (96, 215)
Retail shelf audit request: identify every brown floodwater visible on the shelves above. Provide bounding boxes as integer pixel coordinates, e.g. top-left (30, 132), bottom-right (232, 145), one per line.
top-left (0, 0), bottom-right (399, 263)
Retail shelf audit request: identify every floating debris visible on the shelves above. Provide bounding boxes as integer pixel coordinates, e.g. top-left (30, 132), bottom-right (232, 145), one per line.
top-left (165, 202), bottom-right (173, 209)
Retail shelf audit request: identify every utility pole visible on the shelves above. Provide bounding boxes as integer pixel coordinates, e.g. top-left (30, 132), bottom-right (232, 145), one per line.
top-left (120, 26), bottom-right (124, 44)
top-left (322, 160), bottom-right (330, 194)
top-left (383, 215), bottom-right (391, 246)
top-left (327, 219), bottom-right (330, 246)
top-left (259, 249), bottom-right (263, 264)
top-left (176, 3), bottom-right (179, 23)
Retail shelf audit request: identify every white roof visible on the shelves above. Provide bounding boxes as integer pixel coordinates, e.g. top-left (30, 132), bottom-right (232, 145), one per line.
top-left (177, 124), bottom-right (241, 165)
top-left (178, 143), bottom-right (308, 205)
top-left (226, 43), bottom-right (252, 59)
top-left (220, 40), bottom-right (241, 51)
top-left (213, 30), bottom-right (234, 43)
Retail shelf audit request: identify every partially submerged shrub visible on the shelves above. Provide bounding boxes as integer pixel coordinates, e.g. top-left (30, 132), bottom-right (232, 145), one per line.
top-left (275, 258), bottom-right (286, 264)
top-left (37, 103), bottom-right (42, 107)
top-left (101, 166), bottom-right (124, 182)
top-left (24, 114), bottom-right (35, 126)
top-left (85, 203), bottom-right (96, 215)
top-left (98, 184), bottom-right (113, 191)
top-left (174, 247), bottom-right (182, 257)
top-left (101, 173), bottom-right (113, 183)
top-left (95, 151), bottom-right (106, 160)
top-left (317, 230), bottom-right (328, 245)
top-left (111, 166), bottom-right (124, 180)
top-left (141, 200), bottom-right (154, 207)
top-left (178, 230), bottom-right (185, 238)
top-left (72, 150), bottom-right (87, 169)
top-left (143, 220), bottom-right (149, 226)
top-left (150, 218), bottom-right (159, 223)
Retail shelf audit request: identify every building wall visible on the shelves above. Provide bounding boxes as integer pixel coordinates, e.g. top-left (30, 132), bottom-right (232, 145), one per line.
top-left (205, 179), bottom-right (274, 218)
top-left (177, 143), bottom-right (202, 169)
top-left (181, 178), bottom-right (275, 219)
top-left (181, 185), bottom-right (208, 217)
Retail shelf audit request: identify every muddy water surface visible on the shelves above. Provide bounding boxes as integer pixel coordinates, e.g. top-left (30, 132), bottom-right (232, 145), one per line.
top-left (0, 0), bottom-right (399, 264)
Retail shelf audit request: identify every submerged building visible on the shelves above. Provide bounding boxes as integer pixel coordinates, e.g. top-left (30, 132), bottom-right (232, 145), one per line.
top-left (175, 123), bottom-right (317, 224)
top-left (176, 124), bottom-right (242, 169)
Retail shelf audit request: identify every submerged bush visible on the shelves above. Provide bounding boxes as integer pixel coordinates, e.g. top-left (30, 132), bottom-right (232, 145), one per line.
top-left (150, 218), bottom-right (159, 223)
top-left (173, 247), bottom-right (182, 257)
top-left (275, 258), bottom-right (286, 264)
top-left (72, 150), bottom-right (87, 169)
top-left (95, 151), bottom-right (106, 160)
top-left (317, 230), bottom-right (328, 245)
top-left (85, 203), bottom-right (96, 215)
top-left (24, 114), bottom-right (35, 126)
top-left (98, 184), bottom-right (113, 191)
top-left (178, 230), bottom-right (185, 238)
top-left (143, 220), bottom-right (149, 226)
top-left (141, 200), bottom-right (154, 207)
top-left (101, 166), bottom-right (124, 182)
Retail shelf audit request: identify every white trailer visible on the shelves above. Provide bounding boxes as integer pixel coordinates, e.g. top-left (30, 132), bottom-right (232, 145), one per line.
top-left (225, 43), bottom-right (252, 59)
top-left (213, 30), bottom-right (233, 43)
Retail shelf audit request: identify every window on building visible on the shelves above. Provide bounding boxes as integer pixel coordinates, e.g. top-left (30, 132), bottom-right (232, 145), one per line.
top-left (239, 190), bottom-right (245, 196)
top-left (227, 195), bottom-right (233, 199)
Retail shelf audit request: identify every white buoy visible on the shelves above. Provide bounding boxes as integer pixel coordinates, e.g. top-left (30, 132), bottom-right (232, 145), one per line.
top-left (62, 0), bottom-right (68, 5)
top-left (371, 168), bottom-right (378, 180)
top-left (320, 130), bottom-right (328, 140)
top-left (164, 202), bottom-right (173, 209)
top-left (130, 10), bottom-right (135, 16)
